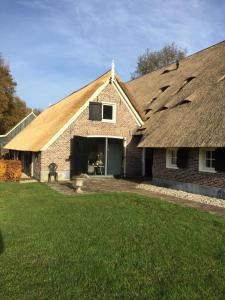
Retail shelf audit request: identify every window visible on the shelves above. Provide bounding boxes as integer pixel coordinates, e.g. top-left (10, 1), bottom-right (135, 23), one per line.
top-left (89, 102), bottom-right (102, 121)
top-left (89, 102), bottom-right (116, 122)
top-left (166, 148), bottom-right (178, 169)
top-left (102, 103), bottom-right (116, 123)
top-left (103, 105), bottom-right (113, 120)
top-left (199, 148), bottom-right (216, 173)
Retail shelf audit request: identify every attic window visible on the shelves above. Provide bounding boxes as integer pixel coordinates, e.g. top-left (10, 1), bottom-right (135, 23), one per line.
top-left (173, 99), bottom-right (191, 108)
top-left (175, 77), bottom-right (196, 94)
top-left (151, 97), bottom-right (157, 102)
top-left (144, 108), bottom-right (152, 114)
top-left (186, 76), bottom-right (196, 83)
top-left (156, 106), bottom-right (168, 112)
top-left (161, 69), bottom-right (170, 74)
top-left (160, 85), bottom-right (170, 92)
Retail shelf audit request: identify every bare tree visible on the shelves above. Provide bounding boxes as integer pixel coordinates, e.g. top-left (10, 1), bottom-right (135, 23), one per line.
top-left (131, 42), bottom-right (187, 79)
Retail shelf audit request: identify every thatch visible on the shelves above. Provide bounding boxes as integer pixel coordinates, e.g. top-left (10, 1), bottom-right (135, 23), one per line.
top-left (126, 41), bottom-right (225, 147)
top-left (5, 71), bottom-right (112, 151)
top-left (5, 70), bottom-right (143, 152)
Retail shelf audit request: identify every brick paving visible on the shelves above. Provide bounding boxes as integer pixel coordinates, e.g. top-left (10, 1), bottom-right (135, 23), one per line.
top-left (47, 177), bottom-right (225, 217)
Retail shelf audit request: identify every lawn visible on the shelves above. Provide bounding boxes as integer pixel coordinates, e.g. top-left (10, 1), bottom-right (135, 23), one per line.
top-left (0, 183), bottom-right (225, 300)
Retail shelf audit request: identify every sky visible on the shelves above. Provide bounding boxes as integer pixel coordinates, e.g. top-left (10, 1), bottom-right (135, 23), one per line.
top-left (0, 0), bottom-right (224, 109)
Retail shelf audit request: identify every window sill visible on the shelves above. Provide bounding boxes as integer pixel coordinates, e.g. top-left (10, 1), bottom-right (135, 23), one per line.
top-left (166, 165), bottom-right (178, 169)
top-left (199, 168), bottom-right (217, 174)
top-left (102, 119), bottom-right (116, 123)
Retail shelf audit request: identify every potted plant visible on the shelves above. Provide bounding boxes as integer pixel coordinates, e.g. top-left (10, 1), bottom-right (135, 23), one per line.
top-left (72, 173), bottom-right (87, 193)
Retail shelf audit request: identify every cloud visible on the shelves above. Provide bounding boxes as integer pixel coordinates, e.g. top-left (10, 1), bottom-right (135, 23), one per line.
top-left (1, 0), bottom-right (224, 108)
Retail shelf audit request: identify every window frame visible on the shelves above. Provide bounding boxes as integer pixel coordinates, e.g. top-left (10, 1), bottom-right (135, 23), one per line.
top-left (166, 148), bottom-right (178, 169)
top-left (101, 102), bottom-right (116, 123)
top-left (199, 148), bottom-right (216, 173)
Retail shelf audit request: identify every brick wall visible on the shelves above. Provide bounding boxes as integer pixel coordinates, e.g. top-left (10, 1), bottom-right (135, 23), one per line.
top-left (40, 83), bottom-right (142, 180)
top-left (153, 148), bottom-right (225, 188)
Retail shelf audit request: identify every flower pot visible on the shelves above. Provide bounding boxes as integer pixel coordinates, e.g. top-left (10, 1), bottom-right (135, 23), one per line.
top-left (72, 176), bottom-right (85, 193)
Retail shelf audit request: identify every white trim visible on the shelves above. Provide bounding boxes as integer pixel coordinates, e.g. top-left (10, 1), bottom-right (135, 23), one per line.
top-left (199, 148), bottom-right (216, 173)
top-left (112, 80), bottom-right (143, 127)
top-left (101, 102), bottom-right (116, 123)
top-left (86, 135), bottom-right (124, 139)
top-left (41, 80), bottom-right (110, 151)
top-left (166, 148), bottom-right (178, 169)
top-left (0, 111), bottom-right (36, 137)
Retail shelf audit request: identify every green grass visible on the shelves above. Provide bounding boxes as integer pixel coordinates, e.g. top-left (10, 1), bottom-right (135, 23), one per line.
top-left (0, 183), bottom-right (225, 300)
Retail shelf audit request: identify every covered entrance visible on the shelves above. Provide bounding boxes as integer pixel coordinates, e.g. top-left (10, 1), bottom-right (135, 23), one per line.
top-left (71, 136), bottom-right (124, 177)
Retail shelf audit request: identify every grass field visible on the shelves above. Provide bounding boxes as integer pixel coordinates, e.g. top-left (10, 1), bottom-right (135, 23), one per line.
top-left (0, 182), bottom-right (225, 299)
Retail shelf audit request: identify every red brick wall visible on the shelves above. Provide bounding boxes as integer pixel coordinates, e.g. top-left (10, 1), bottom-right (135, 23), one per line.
top-left (153, 148), bottom-right (225, 188)
top-left (40, 83), bottom-right (142, 180)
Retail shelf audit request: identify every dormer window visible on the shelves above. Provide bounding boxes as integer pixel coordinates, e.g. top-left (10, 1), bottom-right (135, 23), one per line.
top-left (89, 102), bottom-right (116, 123)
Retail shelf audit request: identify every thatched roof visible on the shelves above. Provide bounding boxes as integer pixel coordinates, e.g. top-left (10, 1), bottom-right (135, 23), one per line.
top-left (6, 71), bottom-right (112, 151)
top-left (5, 70), bottom-right (143, 152)
top-left (126, 41), bottom-right (225, 147)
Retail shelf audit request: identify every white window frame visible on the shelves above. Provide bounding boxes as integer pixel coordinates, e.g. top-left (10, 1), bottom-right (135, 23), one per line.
top-left (102, 102), bottom-right (116, 123)
top-left (166, 148), bottom-right (178, 169)
top-left (199, 148), bottom-right (216, 173)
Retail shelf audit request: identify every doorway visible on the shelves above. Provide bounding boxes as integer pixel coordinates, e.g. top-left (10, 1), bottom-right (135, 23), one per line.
top-left (71, 136), bottom-right (124, 177)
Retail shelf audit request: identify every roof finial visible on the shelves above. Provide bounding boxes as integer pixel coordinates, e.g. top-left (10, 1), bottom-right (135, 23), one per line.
top-left (111, 59), bottom-right (115, 80)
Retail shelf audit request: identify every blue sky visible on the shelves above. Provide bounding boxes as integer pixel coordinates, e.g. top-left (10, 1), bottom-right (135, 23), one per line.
top-left (0, 0), bottom-right (224, 109)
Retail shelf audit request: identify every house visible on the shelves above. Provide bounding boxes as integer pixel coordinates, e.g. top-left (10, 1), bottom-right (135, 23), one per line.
top-left (5, 68), bottom-right (144, 181)
top-left (5, 40), bottom-right (225, 199)
top-left (0, 111), bottom-right (36, 157)
top-left (126, 40), bottom-right (225, 199)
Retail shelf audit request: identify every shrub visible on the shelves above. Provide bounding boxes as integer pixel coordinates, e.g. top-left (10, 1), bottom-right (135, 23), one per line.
top-left (0, 160), bottom-right (22, 181)
top-left (0, 161), bottom-right (7, 180)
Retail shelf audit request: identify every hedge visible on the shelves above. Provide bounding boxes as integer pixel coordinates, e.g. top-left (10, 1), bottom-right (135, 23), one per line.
top-left (0, 160), bottom-right (22, 181)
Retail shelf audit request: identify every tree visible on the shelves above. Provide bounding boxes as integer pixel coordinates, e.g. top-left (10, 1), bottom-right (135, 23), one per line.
top-left (131, 42), bottom-right (187, 79)
top-left (0, 55), bottom-right (30, 134)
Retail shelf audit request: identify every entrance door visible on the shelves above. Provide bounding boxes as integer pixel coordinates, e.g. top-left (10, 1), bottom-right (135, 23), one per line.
top-left (71, 136), bottom-right (88, 176)
top-left (145, 148), bottom-right (153, 178)
top-left (107, 139), bottom-right (123, 176)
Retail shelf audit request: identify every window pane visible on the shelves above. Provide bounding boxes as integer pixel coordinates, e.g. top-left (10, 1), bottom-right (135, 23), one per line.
top-left (212, 159), bottom-right (215, 168)
top-left (206, 159), bottom-right (211, 168)
top-left (206, 151), bottom-right (211, 159)
top-left (103, 105), bottom-right (113, 120)
top-left (171, 157), bottom-right (176, 164)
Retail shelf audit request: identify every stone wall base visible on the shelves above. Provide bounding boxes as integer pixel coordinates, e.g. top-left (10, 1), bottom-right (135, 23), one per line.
top-left (153, 178), bottom-right (225, 200)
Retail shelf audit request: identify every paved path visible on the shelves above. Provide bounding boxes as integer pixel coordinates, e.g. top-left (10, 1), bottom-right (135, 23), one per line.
top-left (47, 178), bottom-right (225, 217)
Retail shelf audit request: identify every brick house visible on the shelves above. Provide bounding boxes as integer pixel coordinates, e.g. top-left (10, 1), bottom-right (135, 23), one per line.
top-left (126, 40), bottom-right (225, 198)
top-left (5, 69), bottom-right (144, 181)
top-left (5, 41), bottom-right (225, 199)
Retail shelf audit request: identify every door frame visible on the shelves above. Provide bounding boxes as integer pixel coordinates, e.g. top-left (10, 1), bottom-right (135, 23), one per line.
top-left (86, 135), bottom-right (125, 176)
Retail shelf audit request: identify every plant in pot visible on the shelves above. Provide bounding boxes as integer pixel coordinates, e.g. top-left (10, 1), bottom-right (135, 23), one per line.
top-left (72, 173), bottom-right (88, 193)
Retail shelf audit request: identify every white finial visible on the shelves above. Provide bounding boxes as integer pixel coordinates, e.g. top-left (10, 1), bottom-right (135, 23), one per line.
top-left (111, 59), bottom-right (115, 80)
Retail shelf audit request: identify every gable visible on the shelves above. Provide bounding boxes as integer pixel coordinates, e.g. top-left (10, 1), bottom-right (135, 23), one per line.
top-left (5, 70), bottom-right (143, 152)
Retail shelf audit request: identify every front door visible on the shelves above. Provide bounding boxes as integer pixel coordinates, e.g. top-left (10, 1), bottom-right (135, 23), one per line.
top-left (107, 138), bottom-right (123, 176)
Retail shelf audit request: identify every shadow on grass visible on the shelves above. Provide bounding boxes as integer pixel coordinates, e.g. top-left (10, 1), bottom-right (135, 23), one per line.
top-left (0, 230), bottom-right (4, 254)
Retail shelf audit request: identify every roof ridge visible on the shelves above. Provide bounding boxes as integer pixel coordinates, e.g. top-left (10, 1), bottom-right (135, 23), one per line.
top-left (126, 40), bottom-right (225, 84)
